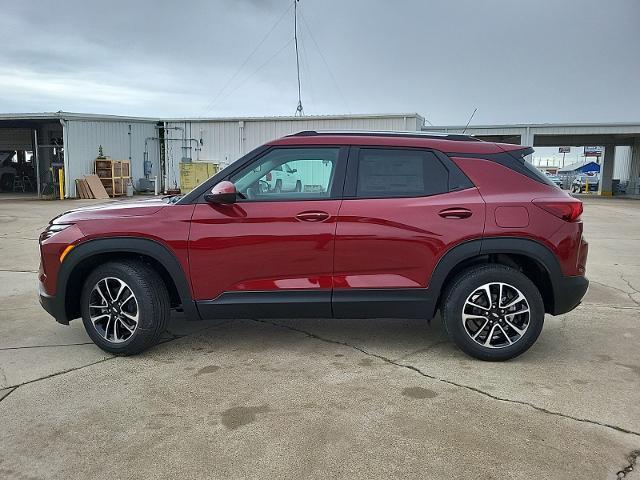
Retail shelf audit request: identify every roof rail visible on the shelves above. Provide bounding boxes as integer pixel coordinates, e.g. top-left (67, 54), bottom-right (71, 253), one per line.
top-left (287, 129), bottom-right (480, 142)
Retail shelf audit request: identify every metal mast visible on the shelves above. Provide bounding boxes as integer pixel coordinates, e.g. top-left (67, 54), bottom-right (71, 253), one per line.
top-left (294, 0), bottom-right (304, 116)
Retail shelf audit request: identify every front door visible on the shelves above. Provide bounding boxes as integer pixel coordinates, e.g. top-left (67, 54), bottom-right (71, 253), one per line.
top-left (189, 146), bottom-right (347, 318)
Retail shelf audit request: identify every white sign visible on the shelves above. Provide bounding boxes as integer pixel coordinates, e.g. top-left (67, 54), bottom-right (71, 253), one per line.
top-left (584, 146), bottom-right (602, 157)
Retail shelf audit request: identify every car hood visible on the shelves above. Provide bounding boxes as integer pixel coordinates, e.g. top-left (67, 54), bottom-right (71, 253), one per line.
top-left (52, 198), bottom-right (167, 223)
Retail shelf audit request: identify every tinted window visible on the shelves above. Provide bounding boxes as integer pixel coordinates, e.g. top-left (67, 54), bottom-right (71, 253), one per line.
top-left (230, 147), bottom-right (339, 201)
top-left (356, 149), bottom-right (449, 198)
top-left (509, 149), bottom-right (557, 187)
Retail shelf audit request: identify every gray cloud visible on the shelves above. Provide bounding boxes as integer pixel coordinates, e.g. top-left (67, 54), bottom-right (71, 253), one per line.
top-left (1, 0), bottom-right (638, 124)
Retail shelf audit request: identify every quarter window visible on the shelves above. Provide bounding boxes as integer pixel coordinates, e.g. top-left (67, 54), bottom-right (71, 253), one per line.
top-left (356, 148), bottom-right (449, 198)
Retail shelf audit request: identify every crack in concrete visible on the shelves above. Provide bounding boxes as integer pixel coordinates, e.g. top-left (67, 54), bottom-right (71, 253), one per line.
top-left (0, 319), bottom-right (232, 403)
top-left (580, 302), bottom-right (640, 311)
top-left (0, 386), bottom-right (18, 402)
top-left (251, 318), bottom-right (640, 439)
top-left (0, 269), bottom-right (38, 273)
top-left (580, 278), bottom-right (640, 308)
top-left (619, 275), bottom-right (640, 307)
top-left (392, 340), bottom-right (450, 362)
top-left (0, 356), bottom-right (114, 397)
top-left (589, 279), bottom-right (640, 308)
top-left (0, 342), bottom-right (94, 351)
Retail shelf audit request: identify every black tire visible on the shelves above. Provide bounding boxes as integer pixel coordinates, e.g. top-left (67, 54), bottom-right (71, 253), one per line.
top-left (274, 180), bottom-right (282, 193)
top-left (441, 264), bottom-right (544, 361)
top-left (295, 181), bottom-right (302, 192)
top-left (80, 260), bottom-right (170, 355)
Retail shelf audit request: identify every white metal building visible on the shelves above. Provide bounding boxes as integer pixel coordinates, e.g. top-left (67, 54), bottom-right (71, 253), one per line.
top-left (0, 112), bottom-right (161, 198)
top-left (0, 112), bottom-right (423, 198)
top-left (2, 112), bottom-right (639, 198)
top-left (162, 113), bottom-right (424, 190)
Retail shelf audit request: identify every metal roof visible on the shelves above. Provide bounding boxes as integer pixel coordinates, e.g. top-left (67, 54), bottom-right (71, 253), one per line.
top-left (163, 113), bottom-right (424, 122)
top-left (0, 111), bottom-right (161, 123)
top-left (558, 160), bottom-right (601, 173)
top-left (0, 111), bottom-right (424, 124)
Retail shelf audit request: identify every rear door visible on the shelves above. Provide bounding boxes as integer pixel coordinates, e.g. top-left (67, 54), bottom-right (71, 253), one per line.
top-left (332, 147), bottom-right (485, 318)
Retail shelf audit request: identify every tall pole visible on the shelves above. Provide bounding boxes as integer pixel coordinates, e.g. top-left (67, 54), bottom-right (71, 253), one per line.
top-left (294, 0), bottom-right (304, 116)
top-left (33, 129), bottom-right (41, 198)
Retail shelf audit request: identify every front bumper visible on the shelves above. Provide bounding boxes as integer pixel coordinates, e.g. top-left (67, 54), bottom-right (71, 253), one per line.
top-left (551, 275), bottom-right (589, 315)
top-left (38, 283), bottom-right (69, 325)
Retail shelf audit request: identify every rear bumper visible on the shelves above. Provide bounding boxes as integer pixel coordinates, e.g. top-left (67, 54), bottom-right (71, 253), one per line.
top-left (551, 275), bottom-right (589, 315)
top-left (38, 283), bottom-right (69, 325)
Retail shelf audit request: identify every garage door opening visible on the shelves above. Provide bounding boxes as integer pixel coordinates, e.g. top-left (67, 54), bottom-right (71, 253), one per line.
top-left (0, 118), bottom-right (64, 199)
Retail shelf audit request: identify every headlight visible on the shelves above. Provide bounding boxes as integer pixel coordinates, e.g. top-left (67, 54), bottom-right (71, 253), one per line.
top-left (40, 223), bottom-right (72, 242)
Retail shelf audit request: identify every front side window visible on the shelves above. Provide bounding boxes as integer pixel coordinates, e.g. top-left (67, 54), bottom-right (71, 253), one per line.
top-left (356, 148), bottom-right (449, 198)
top-left (230, 147), bottom-right (340, 201)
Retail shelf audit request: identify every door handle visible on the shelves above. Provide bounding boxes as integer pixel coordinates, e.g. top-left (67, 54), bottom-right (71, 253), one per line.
top-left (438, 207), bottom-right (473, 219)
top-left (295, 211), bottom-right (330, 222)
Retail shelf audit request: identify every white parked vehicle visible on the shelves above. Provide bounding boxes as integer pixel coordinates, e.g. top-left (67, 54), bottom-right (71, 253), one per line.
top-left (263, 163), bottom-right (302, 192)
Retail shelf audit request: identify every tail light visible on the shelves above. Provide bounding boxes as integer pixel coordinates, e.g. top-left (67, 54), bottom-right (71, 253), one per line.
top-left (266, 172), bottom-right (272, 181)
top-left (532, 198), bottom-right (583, 222)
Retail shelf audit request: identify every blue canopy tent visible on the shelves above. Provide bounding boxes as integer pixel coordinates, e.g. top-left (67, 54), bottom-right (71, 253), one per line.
top-left (558, 161), bottom-right (600, 175)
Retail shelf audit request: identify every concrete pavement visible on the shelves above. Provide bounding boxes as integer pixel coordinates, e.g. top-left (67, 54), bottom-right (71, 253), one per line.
top-left (0, 194), bottom-right (638, 479)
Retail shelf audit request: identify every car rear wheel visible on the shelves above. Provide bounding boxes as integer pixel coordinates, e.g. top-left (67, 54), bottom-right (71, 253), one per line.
top-left (80, 261), bottom-right (170, 355)
top-left (295, 180), bottom-right (302, 192)
top-left (274, 180), bottom-right (282, 193)
top-left (441, 265), bottom-right (544, 361)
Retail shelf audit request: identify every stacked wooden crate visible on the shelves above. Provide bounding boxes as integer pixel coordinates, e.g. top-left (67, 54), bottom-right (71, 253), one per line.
top-left (95, 159), bottom-right (131, 197)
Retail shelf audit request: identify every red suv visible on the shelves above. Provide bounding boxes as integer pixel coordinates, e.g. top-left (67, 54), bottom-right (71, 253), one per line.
top-left (39, 131), bottom-right (588, 360)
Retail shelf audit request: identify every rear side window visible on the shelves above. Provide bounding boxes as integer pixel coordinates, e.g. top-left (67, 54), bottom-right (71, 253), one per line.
top-left (356, 148), bottom-right (449, 198)
top-left (509, 148), bottom-right (556, 187)
top-left (447, 147), bottom-right (556, 187)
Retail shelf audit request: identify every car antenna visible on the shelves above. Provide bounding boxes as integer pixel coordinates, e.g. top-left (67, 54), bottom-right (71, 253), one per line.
top-left (461, 107), bottom-right (477, 134)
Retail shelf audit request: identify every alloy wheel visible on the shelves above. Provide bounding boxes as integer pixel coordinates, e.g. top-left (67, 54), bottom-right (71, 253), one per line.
top-left (462, 282), bottom-right (530, 349)
top-left (88, 277), bottom-right (139, 343)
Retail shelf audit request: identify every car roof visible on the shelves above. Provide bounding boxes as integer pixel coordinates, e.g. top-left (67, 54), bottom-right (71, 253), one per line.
top-left (268, 130), bottom-right (526, 155)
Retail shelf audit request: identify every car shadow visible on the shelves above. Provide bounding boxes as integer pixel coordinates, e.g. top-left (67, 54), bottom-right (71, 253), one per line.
top-left (163, 312), bottom-right (454, 359)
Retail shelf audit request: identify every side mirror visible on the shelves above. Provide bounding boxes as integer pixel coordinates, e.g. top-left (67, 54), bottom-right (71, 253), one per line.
top-left (290, 168), bottom-right (297, 173)
top-left (204, 181), bottom-right (237, 204)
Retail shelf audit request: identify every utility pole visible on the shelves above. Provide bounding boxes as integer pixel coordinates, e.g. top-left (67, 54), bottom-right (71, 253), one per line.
top-left (294, 0), bottom-right (304, 116)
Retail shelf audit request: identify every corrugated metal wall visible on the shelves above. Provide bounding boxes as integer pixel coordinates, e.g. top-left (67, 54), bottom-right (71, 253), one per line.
top-left (64, 120), bottom-right (160, 197)
top-left (164, 115), bottom-right (422, 190)
top-left (613, 146), bottom-right (632, 181)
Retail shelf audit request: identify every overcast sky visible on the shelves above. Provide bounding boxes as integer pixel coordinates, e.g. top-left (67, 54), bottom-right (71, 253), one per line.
top-left (1, 0), bottom-right (639, 125)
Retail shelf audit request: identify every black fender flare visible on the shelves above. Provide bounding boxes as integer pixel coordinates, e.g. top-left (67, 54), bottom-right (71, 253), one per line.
top-left (57, 237), bottom-right (199, 323)
top-left (427, 237), bottom-right (561, 316)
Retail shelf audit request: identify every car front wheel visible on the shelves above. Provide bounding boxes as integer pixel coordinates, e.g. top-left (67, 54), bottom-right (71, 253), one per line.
top-left (441, 265), bottom-right (545, 361)
top-left (80, 260), bottom-right (170, 355)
